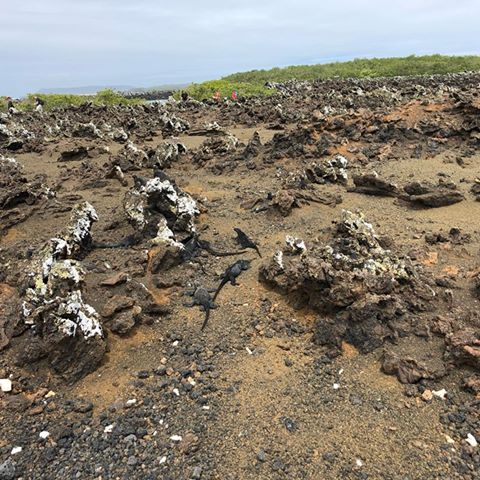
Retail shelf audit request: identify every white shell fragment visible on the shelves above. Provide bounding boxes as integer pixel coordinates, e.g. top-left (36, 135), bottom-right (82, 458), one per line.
top-left (0, 379), bottom-right (12, 392)
top-left (466, 433), bottom-right (478, 447)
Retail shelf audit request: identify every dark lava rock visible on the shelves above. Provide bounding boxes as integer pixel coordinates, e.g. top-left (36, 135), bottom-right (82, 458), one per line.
top-left (381, 351), bottom-right (431, 384)
top-left (403, 181), bottom-right (464, 208)
top-left (350, 172), bottom-right (400, 197)
top-left (260, 210), bottom-right (435, 353)
top-left (445, 328), bottom-right (480, 370)
top-left (58, 146), bottom-right (89, 162)
top-left (100, 295), bottom-right (135, 318)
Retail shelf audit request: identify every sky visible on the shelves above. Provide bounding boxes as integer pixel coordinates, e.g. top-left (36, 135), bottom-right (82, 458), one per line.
top-left (1, 0), bottom-right (480, 97)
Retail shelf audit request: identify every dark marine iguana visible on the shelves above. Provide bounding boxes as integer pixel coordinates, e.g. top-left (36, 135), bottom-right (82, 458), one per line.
top-left (213, 259), bottom-right (251, 301)
top-left (233, 227), bottom-right (262, 258)
top-left (91, 233), bottom-right (143, 250)
top-left (184, 285), bottom-right (217, 330)
top-left (182, 233), bottom-right (246, 261)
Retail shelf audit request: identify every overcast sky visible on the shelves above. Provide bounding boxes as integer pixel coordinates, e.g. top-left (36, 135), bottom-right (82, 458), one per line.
top-left (2, 0), bottom-right (479, 96)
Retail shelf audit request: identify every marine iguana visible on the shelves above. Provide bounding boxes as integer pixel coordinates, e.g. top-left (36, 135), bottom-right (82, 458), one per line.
top-left (184, 285), bottom-right (217, 330)
top-left (233, 227), bottom-right (262, 258)
top-left (92, 233), bottom-right (143, 249)
top-left (213, 259), bottom-right (251, 301)
top-left (182, 233), bottom-right (246, 261)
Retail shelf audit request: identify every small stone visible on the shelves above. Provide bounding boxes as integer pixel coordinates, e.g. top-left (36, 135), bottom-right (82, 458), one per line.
top-left (323, 452), bottom-right (336, 464)
top-left (10, 447), bottom-right (22, 455)
top-left (257, 450), bottom-right (266, 462)
top-left (191, 466), bottom-right (202, 479)
top-left (101, 295), bottom-right (135, 318)
top-left (179, 433), bottom-right (199, 455)
top-left (100, 272), bottom-right (128, 286)
top-left (282, 417), bottom-right (298, 432)
top-left (466, 433), bottom-right (478, 447)
top-left (272, 458), bottom-right (285, 471)
top-left (432, 388), bottom-right (447, 400)
top-left (444, 435), bottom-right (455, 444)
top-left (39, 431), bottom-right (50, 440)
top-left (421, 390), bottom-right (433, 402)
top-left (170, 435), bottom-right (182, 442)
top-left (127, 456), bottom-right (138, 466)
top-left (0, 458), bottom-right (16, 480)
top-left (0, 379), bottom-right (12, 393)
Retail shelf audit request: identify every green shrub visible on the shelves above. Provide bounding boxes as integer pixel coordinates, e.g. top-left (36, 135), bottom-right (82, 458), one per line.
top-left (0, 89), bottom-right (143, 112)
top-left (223, 54), bottom-right (480, 84)
top-left (176, 80), bottom-right (274, 101)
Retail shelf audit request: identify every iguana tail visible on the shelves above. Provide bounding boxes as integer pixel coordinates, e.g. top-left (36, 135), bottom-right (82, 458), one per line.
top-left (201, 307), bottom-right (210, 331)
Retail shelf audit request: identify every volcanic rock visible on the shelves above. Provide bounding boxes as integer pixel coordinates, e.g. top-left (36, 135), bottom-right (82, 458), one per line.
top-left (260, 210), bottom-right (435, 353)
top-left (403, 181), bottom-right (464, 208)
top-left (381, 351), bottom-right (431, 384)
top-left (350, 172), bottom-right (400, 196)
top-left (19, 202), bottom-right (106, 382)
top-left (445, 328), bottom-right (480, 370)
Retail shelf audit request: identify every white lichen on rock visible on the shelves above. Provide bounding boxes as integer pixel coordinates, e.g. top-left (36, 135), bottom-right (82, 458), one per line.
top-left (23, 201), bottom-right (103, 339)
top-left (285, 236), bottom-right (306, 254)
top-left (124, 175), bottom-right (199, 237)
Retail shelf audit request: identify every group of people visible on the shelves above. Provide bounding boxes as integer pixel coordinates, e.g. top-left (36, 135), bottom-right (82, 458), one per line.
top-left (213, 90), bottom-right (238, 101)
top-left (3, 96), bottom-right (44, 114)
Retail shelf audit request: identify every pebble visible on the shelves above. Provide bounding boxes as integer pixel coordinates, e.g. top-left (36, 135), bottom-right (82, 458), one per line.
top-left (466, 433), bottom-right (478, 447)
top-left (0, 379), bottom-right (12, 393)
top-left (127, 456), bottom-right (138, 466)
top-left (257, 450), bottom-right (266, 462)
top-left (421, 390), bottom-right (433, 402)
top-left (282, 417), bottom-right (298, 432)
top-left (191, 466), bottom-right (202, 479)
top-left (39, 431), bottom-right (50, 440)
top-left (170, 435), bottom-right (182, 442)
top-left (0, 458), bottom-right (16, 480)
top-left (10, 447), bottom-right (22, 455)
top-left (104, 425), bottom-right (114, 433)
top-left (432, 388), bottom-right (447, 400)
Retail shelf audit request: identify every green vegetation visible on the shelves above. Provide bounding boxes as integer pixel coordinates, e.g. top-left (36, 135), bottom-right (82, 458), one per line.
top-left (182, 55), bottom-right (480, 100)
top-left (177, 79), bottom-right (274, 101)
top-left (1, 89), bottom-right (142, 112)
